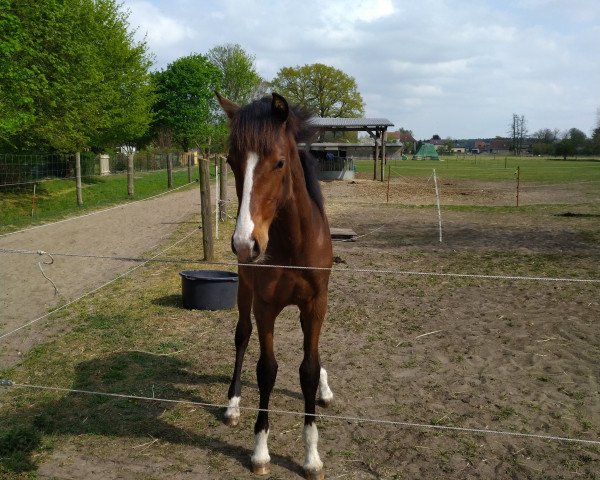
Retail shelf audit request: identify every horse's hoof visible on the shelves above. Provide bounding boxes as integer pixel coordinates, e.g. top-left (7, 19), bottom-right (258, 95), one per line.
top-left (316, 398), bottom-right (331, 408)
top-left (251, 462), bottom-right (270, 475)
top-left (304, 468), bottom-right (324, 480)
top-left (223, 414), bottom-right (239, 427)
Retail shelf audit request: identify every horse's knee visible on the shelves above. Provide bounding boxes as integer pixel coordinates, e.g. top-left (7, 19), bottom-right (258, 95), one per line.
top-left (234, 319), bottom-right (252, 348)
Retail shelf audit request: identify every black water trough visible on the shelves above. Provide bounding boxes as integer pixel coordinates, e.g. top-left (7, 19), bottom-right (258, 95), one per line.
top-left (180, 270), bottom-right (238, 310)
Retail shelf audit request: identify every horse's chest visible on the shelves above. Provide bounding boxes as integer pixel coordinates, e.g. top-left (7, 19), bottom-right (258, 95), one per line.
top-left (255, 272), bottom-right (315, 306)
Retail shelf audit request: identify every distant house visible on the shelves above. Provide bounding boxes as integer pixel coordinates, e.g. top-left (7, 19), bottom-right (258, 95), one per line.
top-left (386, 130), bottom-right (416, 154)
top-left (471, 140), bottom-right (488, 154)
top-left (387, 130), bottom-right (415, 144)
top-left (429, 135), bottom-right (445, 150)
top-left (489, 138), bottom-right (512, 155)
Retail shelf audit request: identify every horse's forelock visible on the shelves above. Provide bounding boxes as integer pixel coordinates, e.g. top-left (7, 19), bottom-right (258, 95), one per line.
top-left (229, 96), bottom-right (313, 155)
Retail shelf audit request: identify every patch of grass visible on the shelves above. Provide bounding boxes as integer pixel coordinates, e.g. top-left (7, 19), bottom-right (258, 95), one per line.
top-left (354, 156), bottom-right (600, 184)
top-left (0, 168), bottom-right (201, 234)
top-left (0, 425), bottom-right (42, 473)
top-left (493, 404), bottom-right (517, 421)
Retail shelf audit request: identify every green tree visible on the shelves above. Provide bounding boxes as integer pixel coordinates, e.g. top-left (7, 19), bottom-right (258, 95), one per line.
top-left (567, 128), bottom-right (588, 155)
top-left (532, 128), bottom-right (559, 156)
top-left (440, 138), bottom-right (455, 155)
top-left (555, 137), bottom-right (574, 159)
top-left (207, 44), bottom-right (262, 105)
top-left (0, 0), bottom-right (35, 145)
top-left (152, 54), bottom-right (221, 152)
top-left (271, 63), bottom-right (365, 118)
top-left (0, 0), bottom-right (153, 152)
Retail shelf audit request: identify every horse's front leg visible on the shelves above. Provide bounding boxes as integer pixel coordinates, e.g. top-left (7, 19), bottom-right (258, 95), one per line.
top-left (250, 299), bottom-right (282, 475)
top-left (225, 268), bottom-right (253, 426)
top-left (299, 295), bottom-right (329, 480)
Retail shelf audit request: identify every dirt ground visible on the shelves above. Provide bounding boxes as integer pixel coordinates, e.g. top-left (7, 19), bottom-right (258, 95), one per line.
top-left (1, 175), bottom-right (599, 479)
top-left (0, 187), bottom-right (202, 367)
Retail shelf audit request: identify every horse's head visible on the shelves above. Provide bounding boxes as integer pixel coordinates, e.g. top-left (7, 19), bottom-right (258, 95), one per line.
top-left (217, 92), bottom-right (295, 263)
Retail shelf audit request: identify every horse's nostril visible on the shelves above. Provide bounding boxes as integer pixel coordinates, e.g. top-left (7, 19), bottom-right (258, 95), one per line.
top-left (252, 239), bottom-right (261, 259)
top-left (231, 237), bottom-right (237, 255)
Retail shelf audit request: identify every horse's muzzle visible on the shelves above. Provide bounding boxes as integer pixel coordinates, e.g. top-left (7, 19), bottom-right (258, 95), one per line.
top-left (232, 235), bottom-right (262, 263)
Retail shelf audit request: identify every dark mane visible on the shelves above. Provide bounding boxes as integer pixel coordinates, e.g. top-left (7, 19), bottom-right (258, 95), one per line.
top-left (229, 95), bottom-right (324, 213)
top-left (299, 149), bottom-right (325, 214)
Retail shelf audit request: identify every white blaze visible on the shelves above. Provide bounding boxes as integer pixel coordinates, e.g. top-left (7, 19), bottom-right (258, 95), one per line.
top-left (233, 152), bottom-right (258, 253)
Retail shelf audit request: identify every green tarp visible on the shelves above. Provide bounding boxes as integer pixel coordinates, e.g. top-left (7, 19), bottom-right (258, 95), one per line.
top-left (413, 143), bottom-right (439, 160)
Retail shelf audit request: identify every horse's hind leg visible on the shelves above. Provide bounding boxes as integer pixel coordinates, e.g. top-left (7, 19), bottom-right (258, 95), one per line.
top-left (316, 362), bottom-right (333, 407)
top-left (225, 269), bottom-right (253, 426)
top-left (299, 295), bottom-right (327, 480)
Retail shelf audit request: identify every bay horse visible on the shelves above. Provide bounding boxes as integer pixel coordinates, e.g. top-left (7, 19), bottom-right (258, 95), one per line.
top-left (216, 92), bottom-right (334, 479)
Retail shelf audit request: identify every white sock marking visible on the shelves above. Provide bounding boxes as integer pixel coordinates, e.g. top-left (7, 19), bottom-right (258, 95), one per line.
top-left (303, 423), bottom-right (323, 473)
top-left (233, 152), bottom-right (258, 253)
top-left (224, 395), bottom-right (240, 421)
top-left (318, 367), bottom-right (333, 403)
top-left (251, 429), bottom-right (270, 466)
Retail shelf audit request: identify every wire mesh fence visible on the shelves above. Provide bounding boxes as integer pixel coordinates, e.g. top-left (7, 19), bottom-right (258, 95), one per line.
top-left (0, 152), bottom-right (193, 188)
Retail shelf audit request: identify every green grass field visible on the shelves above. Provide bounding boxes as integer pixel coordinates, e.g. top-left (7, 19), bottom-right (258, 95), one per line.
top-left (355, 155), bottom-right (600, 183)
top-left (1, 156), bottom-right (598, 235)
top-left (0, 168), bottom-right (201, 234)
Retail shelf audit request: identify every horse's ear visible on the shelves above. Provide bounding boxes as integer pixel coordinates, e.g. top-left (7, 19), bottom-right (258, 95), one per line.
top-left (271, 92), bottom-right (289, 124)
top-left (215, 91), bottom-right (239, 120)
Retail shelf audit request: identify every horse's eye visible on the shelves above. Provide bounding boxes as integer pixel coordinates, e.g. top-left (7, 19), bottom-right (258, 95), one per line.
top-left (274, 159), bottom-right (285, 170)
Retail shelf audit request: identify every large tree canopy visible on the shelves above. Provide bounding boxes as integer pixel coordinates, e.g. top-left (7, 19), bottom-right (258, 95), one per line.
top-left (151, 54), bottom-right (221, 152)
top-left (0, 0), bottom-right (153, 152)
top-left (271, 63), bottom-right (365, 118)
top-left (207, 44), bottom-right (262, 105)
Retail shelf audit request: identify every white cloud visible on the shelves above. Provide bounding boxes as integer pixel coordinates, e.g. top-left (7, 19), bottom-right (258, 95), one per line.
top-left (120, 0), bottom-right (600, 138)
top-left (322, 0), bottom-right (394, 24)
top-left (127, 1), bottom-right (196, 66)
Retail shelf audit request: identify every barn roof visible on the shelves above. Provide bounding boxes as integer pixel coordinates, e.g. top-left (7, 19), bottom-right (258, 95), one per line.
top-left (309, 117), bottom-right (394, 131)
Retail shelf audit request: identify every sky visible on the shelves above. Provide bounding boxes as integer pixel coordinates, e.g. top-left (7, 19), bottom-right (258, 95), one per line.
top-left (123, 0), bottom-right (600, 140)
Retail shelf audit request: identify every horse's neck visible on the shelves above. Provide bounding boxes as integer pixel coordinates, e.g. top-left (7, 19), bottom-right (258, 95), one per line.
top-left (271, 152), bottom-right (321, 254)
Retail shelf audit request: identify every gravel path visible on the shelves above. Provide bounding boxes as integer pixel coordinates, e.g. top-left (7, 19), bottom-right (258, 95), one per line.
top-left (0, 187), bottom-right (202, 367)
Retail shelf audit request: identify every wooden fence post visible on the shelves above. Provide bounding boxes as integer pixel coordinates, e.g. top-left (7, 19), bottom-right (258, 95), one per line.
top-left (127, 153), bottom-right (134, 196)
top-left (199, 156), bottom-right (214, 261)
top-left (167, 153), bottom-right (173, 189)
top-left (187, 153), bottom-right (193, 183)
top-left (219, 155), bottom-right (227, 221)
top-left (515, 166), bottom-right (520, 207)
top-left (75, 151), bottom-right (83, 206)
